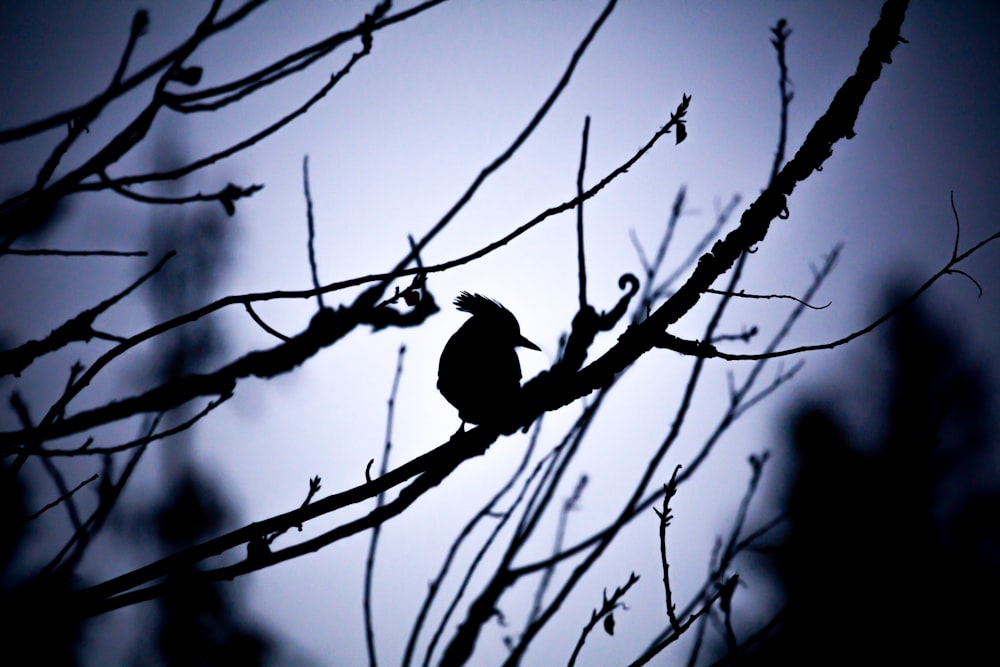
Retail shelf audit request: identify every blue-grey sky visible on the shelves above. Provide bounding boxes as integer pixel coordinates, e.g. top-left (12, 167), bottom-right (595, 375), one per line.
top-left (2, 2), bottom-right (999, 665)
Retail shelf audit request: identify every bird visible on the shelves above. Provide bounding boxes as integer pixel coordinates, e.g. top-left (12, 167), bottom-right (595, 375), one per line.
top-left (437, 292), bottom-right (539, 427)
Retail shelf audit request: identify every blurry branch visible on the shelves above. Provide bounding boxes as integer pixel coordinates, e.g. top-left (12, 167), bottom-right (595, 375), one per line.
top-left (528, 473), bottom-right (588, 626)
top-left (0, 307), bottom-right (312, 445)
top-left (37, 396), bottom-right (232, 457)
top-left (720, 455), bottom-right (770, 574)
top-left (565, 571), bottom-right (640, 667)
top-left (28, 8), bottom-right (152, 195)
top-left (630, 189), bottom-right (740, 313)
top-left (0, 2), bottom-right (259, 143)
top-left (769, 18), bottom-right (793, 184)
top-left (0, 251), bottom-right (174, 379)
top-left (26, 473), bottom-right (99, 523)
top-left (1, 248), bottom-right (148, 257)
top-left (9, 392), bottom-right (81, 531)
top-left (302, 155), bottom-right (325, 310)
top-left (664, 457), bottom-right (776, 666)
top-left (705, 609), bottom-right (787, 667)
top-left (363, 344), bottom-right (406, 667)
top-left (630, 187), bottom-right (683, 293)
top-left (1, 2), bottom-right (228, 251)
top-left (654, 195), bottom-right (739, 302)
top-left (44, 415), bottom-right (161, 577)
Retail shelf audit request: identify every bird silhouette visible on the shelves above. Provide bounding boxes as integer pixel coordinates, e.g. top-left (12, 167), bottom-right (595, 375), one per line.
top-left (437, 292), bottom-right (539, 427)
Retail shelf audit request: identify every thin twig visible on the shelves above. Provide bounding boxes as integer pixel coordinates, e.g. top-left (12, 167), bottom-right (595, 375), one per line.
top-left (164, 1), bottom-right (436, 113)
top-left (89, 37), bottom-right (372, 191)
top-left (303, 155), bottom-right (325, 309)
top-left (27, 473), bottom-right (99, 522)
top-left (704, 287), bottom-right (830, 310)
top-left (655, 465), bottom-right (683, 633)
top-left (566, 572), bottom-right (640, 667)
top-left (2, 248), bottom-right (148, 257)
top-left (44, 414), bottom-right (162, 577)
top-left (769, 18), bottom-right (793, 186)
top-left (576, 116), bottom-right (590, 309)
top-left (626, 578), bottom-right (732, 667)
top-left (100, 171), bottom-right (263, 216)
top-left (244, 303), bottom-right (291, 341)
top-left (383, 0), bottom-right (625, 291)
top-left (660, 228), bottom-right (1000, 362)
top-left (0, 1), bottom-right (266, 143)
top-left (650, 194), bottom-right (738, 304)
top-left (30, 396), bottom-right (231, 457)
top-left (529, 473), bottom-right (587, 625)
top-left (364, 344), bottom-right (406, 667)
top-left (0, 251), bottom-right (175, 379)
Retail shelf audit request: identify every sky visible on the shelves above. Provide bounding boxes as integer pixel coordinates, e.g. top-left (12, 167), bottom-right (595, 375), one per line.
top-left (2, 1), bottom-right (999, 665)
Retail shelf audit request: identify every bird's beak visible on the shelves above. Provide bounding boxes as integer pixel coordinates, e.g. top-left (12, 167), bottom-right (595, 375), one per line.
top-left (517, 335), bottom-right (540, 351)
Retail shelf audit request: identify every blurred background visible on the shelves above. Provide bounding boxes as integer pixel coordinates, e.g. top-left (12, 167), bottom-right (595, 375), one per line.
top-left (1, 1), bottom-right (998, 664)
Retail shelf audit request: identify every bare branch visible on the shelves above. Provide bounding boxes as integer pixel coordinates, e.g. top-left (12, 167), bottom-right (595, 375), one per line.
top-left (0, 251), bottom-right (174, 379)
top-left (385, 0), bottom-right (624, 290)
top-left (659, 228), bottom-right (1000, 362)
top-left (303, 155), bottom-right (325, 309)
top-left (654, 465), bottom-right (683, 633)
top-left (364, 344), bottom-right (406, 667)
top-left (1, 248), bottom-right (148, 257)
top-left (27, 473), bottom-right (99, 523)
top-left (243, 303), bottom-right (292, 342)
top-left (704, 287), bottom-right (830, 310)
top-left (566, 572), bottom-right (640, 667)
top-left (576, 116), bottom-right (591, 310)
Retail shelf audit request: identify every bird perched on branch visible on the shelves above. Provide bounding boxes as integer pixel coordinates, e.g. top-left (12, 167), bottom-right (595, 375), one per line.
top-left (438, 292), bottom-right (539, 427)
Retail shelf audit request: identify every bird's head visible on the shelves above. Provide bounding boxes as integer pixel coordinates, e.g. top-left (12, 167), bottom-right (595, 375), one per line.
top-left (454, 292), bottom-right (540, 350)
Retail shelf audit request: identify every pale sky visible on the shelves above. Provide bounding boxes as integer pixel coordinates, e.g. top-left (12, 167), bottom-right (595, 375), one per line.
top-left (1, 2), bottom-right (998, 665)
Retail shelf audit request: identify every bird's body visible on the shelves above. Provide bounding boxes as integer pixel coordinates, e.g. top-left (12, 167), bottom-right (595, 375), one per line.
top-left (437, 292), bottom-right (539, 426)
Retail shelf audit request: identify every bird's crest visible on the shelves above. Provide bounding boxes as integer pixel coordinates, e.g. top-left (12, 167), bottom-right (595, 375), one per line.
top-left (454, 292), bottom-right (510, 318)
